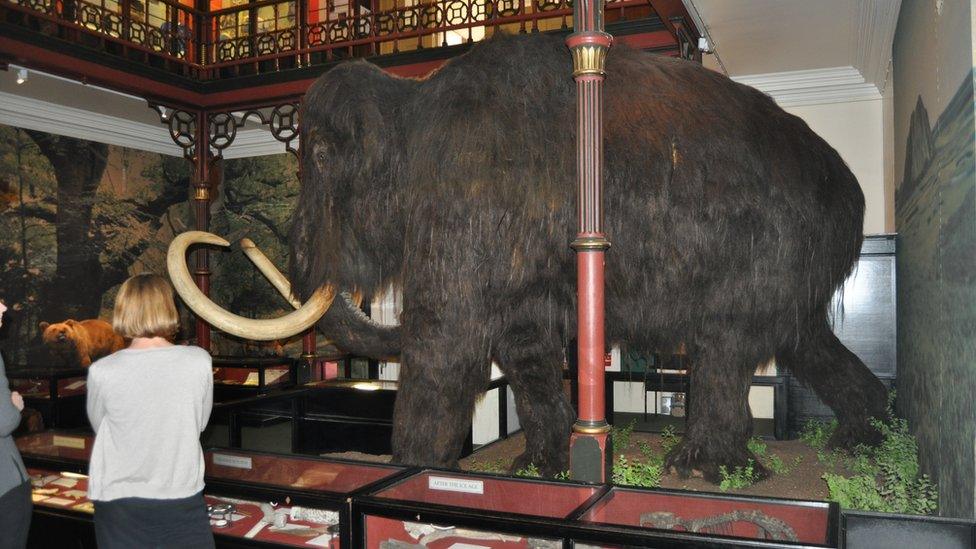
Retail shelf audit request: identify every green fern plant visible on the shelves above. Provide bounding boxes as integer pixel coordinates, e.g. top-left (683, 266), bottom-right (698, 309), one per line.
top-left (747, 436), bottom-right (768, 456)
top-left (800, 418), bottom-right (838, 449)
top-left (513, 463), bottom-right (541, 478)
top-left (822, 394), bottom-right (938, 515)
top-left (611, 419), bottom-right (637, 454)
top-left (660, 425), bottom-right (682, 454)
top-left (612, 454), bottom-right (663, 488)
top-left (719, 459), bottom-right (757, 491)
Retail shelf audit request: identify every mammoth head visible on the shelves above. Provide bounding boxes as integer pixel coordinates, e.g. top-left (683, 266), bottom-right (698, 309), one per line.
top-left (290, 61), bottom-right (417, 304)
top-left (167, 61), bottom-right (414, 343)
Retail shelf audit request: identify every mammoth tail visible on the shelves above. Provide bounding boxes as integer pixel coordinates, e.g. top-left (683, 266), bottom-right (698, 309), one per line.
top-left (317, 291), bottom-right (401, 361)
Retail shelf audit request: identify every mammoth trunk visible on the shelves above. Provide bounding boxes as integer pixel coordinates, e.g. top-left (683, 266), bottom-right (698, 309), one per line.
top-left (317, 291), bottom-right (401, 361)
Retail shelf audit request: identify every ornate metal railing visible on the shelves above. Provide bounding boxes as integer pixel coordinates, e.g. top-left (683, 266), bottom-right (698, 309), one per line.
top-left (4, 0), bottom-right (201, 74)
top-left (1, 0), bottom-right (653, 79)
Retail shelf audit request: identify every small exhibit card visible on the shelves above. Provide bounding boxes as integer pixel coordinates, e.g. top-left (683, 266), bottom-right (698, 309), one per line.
top-left (428, 476), bottom-right (484, 495)
top-left (212, 453), bottom-right (253, 470)
top-left (52, 435), bottom-right (86, 449)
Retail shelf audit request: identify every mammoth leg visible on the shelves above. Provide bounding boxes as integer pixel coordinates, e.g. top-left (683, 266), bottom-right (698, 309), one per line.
top-left (390, 334), bottom-right (490, 469)
top-left (776, 318), bottom-right (887, 448)
top-left (665, 334), bottom-right (769, 483)
top-left (494, 324), bottom-right (574, 477)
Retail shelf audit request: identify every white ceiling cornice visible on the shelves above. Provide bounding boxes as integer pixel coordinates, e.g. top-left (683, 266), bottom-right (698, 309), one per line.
top-left (0, 90), bottom-right (183, 156)
top-left (0, 91), bottom-right (289, 159)
top-left (733, 66), bottom-right (882, 108)
top-left (223, 130), bottom-right (288, 159)
top-left (851, 0), bottom-right (901, 93)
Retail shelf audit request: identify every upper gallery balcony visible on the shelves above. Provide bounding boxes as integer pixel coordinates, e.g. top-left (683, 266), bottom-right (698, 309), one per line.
top-left (0, 0), bottom-right (696, 88)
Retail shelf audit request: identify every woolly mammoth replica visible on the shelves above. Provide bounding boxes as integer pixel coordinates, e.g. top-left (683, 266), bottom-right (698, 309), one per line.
top-left (169, 33), bottom-right (887, 480)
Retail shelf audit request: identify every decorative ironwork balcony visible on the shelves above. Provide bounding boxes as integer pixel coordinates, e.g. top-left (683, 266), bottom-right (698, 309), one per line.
top-left (1, 0), bottom-right (655, 80)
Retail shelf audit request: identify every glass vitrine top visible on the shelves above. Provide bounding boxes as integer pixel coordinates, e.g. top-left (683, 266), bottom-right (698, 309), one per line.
top-left (306, 379), bottom-right (399, 392)
top-left (205, 449), bottom-right (404, 494)
top-left (16, 431), bottom-right (93, 462)
top-left (370, 470), bottom-right (600, 519)
top-left (580, 486), bottom-right (833, 545)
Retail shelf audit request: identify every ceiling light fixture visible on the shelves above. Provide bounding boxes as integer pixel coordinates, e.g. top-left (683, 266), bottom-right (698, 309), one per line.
top-left (15, 68), bottom-right (27, 85)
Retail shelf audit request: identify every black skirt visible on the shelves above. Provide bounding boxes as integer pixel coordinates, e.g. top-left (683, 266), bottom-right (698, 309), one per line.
top-left (0, 480), bottom-right (31, 549)
top-left (93, 491), bottom-right (215, 549)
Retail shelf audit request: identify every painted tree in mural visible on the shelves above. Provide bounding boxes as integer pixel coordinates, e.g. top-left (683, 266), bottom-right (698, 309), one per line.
top-left (0, 126), bottom-right (190, 363)
top-left (0, 127), bottom-right (59, 361)
top-left (0, 125), bottom-right (302, 363)
top-left (209, 154), bottom-right (301, 355)
top-left (93, 154), bottom-right (189, 301)
top-left (23, 130), bottom-right (109, 320)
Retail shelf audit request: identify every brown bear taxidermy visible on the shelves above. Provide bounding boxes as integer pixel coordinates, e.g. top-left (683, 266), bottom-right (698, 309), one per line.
top-left (167, 32), bottom-right (888, 482)
top-left (39, 319), bottom-right (125, 367)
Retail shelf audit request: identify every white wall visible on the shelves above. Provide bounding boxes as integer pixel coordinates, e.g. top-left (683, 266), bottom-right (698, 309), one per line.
top-left (784, 98), bottom-right (889, 234)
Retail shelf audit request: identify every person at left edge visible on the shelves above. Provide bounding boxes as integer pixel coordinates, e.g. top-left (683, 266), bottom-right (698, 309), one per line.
top-left (0, 299), bottom-right (31, 549)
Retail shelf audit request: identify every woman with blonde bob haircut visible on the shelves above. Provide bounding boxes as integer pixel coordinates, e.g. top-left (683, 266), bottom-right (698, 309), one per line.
top-left (112, 273), bottom-right (180, 340)
top-left (87, 273), bottom-right (214, 548)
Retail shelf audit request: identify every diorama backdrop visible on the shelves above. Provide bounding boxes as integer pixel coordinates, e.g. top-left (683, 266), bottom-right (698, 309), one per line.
top-left (893, 0), bottom-right (976, 519)
top-left (0, 123), bottom-right (306, 365)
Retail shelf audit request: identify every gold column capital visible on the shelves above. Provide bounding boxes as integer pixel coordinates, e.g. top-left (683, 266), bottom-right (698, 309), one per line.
top-left (570, 44), bottom-right (610, 77)
top-left (567, 32), bottom-right (613, 77)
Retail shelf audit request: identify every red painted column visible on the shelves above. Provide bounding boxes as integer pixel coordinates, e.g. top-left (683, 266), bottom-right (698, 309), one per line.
top-left (302, 331), bottom-right (317, 380)
top-left (193, 109), bottom-right (213, 352)
top-left (567, 0), bottom-right (612, 483)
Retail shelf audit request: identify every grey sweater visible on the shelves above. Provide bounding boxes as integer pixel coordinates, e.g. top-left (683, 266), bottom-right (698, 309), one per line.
top-left (86, 345), bottom-right (212, 501)
top-left (0, 355), bottom-right (28, 497)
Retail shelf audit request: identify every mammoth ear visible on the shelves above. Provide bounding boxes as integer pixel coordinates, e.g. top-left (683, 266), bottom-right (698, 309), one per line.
top-left (39, 321), bottom-right (49, 330)
top-left (324, 62), bottom-right (409, 172)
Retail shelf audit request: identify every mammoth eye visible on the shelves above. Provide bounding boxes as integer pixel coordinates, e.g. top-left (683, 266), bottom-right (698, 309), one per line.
top-left (313, 144), bottom-right (330, 165)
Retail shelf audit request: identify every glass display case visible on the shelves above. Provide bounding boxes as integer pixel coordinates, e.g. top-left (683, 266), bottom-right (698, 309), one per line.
top-left (14, 430), bottom-right (410, 548)
top-left (25, 430), bottom-right (938, 548)
top-left (16, 430), bottom-right (92, 473)
top-left (205, 448), bottom-right (409, 547)
top-left (354, 469), bottom-right (604, 548)
top-left (205, 387), bottom-right (308, 452)
top-left (571, 486), bottom-right (839, 548)
top-left (299, 379), bottom-right (400, 456)
top-left (28, 467), bottom-right (93, 514)
top-left (212, 356), bottom-right (298, 399)
top-left (17, 430), bottom-right (98, 548)
top-left (6, 367), bottom-right (89, 428)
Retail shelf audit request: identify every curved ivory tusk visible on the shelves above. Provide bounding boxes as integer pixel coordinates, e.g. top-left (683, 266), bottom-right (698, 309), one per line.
top-left (240, 238), bottom-right (301, 310)
top-left (167, 231), bottom-right (335, 341)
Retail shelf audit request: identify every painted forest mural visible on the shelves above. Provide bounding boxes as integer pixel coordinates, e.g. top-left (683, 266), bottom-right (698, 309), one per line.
top-left (0, 123), bottom-right (304, 366)
top-left (895, 70), bottom-right (976, 518)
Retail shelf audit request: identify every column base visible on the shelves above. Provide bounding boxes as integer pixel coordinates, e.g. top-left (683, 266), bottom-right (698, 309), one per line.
top-left (570, 426), bottom-right (612, 483)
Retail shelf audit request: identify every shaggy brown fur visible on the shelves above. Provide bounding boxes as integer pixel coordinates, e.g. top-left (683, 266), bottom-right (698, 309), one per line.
top-left (290, 33), bottom-right (888, 480)
top-left (39, 319), bottom-right (125, 367)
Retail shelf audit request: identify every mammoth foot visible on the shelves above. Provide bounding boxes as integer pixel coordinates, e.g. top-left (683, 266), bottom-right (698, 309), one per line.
top-left (827, 417), bottom-right (883, 450)
top-left (511, 451), bottom-right (568, 479)
top-left (665, 438), bottom-right (770, 484)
